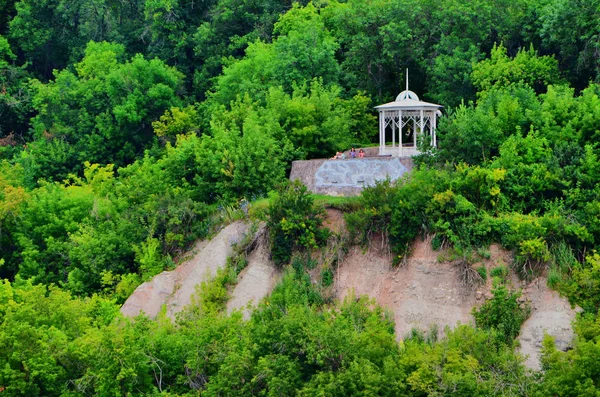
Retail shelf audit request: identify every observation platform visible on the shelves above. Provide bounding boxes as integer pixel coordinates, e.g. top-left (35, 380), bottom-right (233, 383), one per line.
top-left (289, 155), bottom-right (413, 196)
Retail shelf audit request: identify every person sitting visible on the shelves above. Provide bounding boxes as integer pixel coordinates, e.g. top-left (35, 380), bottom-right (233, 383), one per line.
top-left (331, 151), bottom-right (343, 159)
top-left (350, 147), bottom-right (356, 158)
top-left (358, 148), bottom-right (365, 158)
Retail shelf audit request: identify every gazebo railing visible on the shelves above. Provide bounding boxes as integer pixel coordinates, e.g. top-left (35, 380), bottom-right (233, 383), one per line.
top-left (378, 145), bottom-right (421, 157)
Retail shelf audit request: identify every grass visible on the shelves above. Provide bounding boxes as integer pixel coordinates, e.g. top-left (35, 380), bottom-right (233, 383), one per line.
top-left (490, 264), bottom-right (509, 280)
top-left (476, 265), bottom-right (488, 282)
top-left (249, 193), bottom-right (360, 219)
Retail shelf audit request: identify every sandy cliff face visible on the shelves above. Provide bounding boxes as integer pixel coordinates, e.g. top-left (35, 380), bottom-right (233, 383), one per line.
top-left (335, 239), bottom-right (476, 339)
top-left (122, 211), bottom-right (576, 369)
top-left (334, 234), bottom-right (577, 369)
top-left (122, 221), bottom-right (280, 321)
top-left (121, 221), bottom-right (250, 319)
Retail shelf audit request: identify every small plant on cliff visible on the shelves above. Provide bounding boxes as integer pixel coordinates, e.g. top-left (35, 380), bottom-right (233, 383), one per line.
top-left (267, 180), bottom-right (328, 266)
top-left (345, 178), bottom-right (395, 248)
top-left (473, 279), bottom-right (530, 345)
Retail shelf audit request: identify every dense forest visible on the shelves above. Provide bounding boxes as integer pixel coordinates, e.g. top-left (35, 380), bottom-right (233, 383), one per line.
top-left (1, 0), bottom-right (600, 395)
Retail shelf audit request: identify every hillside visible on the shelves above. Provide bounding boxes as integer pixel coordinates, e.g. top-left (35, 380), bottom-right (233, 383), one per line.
top-left (122, 210), bottom-right (577, 370)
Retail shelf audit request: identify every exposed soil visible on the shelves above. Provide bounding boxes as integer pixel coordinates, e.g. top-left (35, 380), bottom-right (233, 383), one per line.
top-left (122, 209), bottom-right (577, 370)
top-left (336, 238), bottom-right (476, 340)
top-left (334, 237), bottom-right (577, 369)
top-left (518, 277), bottom-right (577, 370)
top-left (323, 208), bottom-right (345, 234)
top-left (227, 235), bottom-right (280, 319)
top-left (121, 221), bottom-right (249, 319)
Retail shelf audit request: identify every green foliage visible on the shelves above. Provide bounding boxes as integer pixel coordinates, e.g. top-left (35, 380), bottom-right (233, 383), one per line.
top-left (345, 178), bottom-right (396, 247)
top-left (152, 105), bottom-right (200, 142)
top-left (198, 103), bottom-right (289, 201)
top-left (321, 266), bottom-right (334, 288)
top-left (473, 280), bottom-right (530, 344)
top-left (536, 313), bottom-right (600, 396)
top-left (490, 265), bottom-right (509, 280)
top-left (472, 44), bottom-right (562, 95)
top-left (0, 278), bottom-right (121, 396)
top-left (267, 180), bottom-right (327, 266)
top-left (209, 3), bottom-right (340, 107)
top-left (0, 35), bottom-right (31, 141)
top-left (24, 41), bottom-right (184, 182)
top-left (437, 85), bottom-right (540, 165)
top-left (3, 1), bottom-right (600, 394)
top-left (0, 269), bottom-right (539, 397)
top-left (5, 157), bottom-right (212, 296)
top-left (476, 265), bottom-right (488, 282)
top-left (565, 253), bottom-right (600, 313)
top-left (537, 0), bottom-right (600, 90)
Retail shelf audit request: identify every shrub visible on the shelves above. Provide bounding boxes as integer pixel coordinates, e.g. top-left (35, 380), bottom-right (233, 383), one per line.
top-left (473, 280), bottom-right (530, 344)
top-left (547, 266), bottom-right (562, 289)
top-left (345, 178), bottom-right (396, 246)
top-left (477, 247), bottom-right (491, 259)
top-left (267, 180), bottom-right (328, 266)
top-left (514, 237), bottom-right (551, 278)
top-left (476, 265), bottom-right (488, 282)
top-left (321, 267), bottom-right (334, 287)
top-left (490, 265), bottom-right (509, 280)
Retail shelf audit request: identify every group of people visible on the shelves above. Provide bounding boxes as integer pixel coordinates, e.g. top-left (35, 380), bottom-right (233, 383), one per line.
top-left (331, 147), bottom-right (365, 160)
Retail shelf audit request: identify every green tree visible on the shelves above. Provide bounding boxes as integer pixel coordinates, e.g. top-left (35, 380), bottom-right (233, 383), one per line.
top-left (538, 0), bottom-right (600, 90)
top-left (209, 3), bottom-right (340, 108)
top-left (8, 0), bottom-right (146, 78)
top-left (472, 43), bottom-right (562, 95)
top-left (25, 41), bottom-right (184, 182)
top-left (267, 180), bottom-right (327, 266)
top-left (0, 35), bottom-right (30, 142)
top-left (473, 280), bottom-right (530, 344)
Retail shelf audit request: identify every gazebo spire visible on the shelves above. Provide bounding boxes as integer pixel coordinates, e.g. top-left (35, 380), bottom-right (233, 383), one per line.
top-left (405, 68), bottom-right (409, 92)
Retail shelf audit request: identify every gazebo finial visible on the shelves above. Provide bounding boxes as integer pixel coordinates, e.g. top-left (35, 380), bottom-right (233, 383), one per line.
top-left (406, 68), bottom-right (409, 92)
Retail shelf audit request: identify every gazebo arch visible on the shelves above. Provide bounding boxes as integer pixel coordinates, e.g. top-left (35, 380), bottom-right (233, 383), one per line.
top-left (375, 71), bottom-right (443, 157)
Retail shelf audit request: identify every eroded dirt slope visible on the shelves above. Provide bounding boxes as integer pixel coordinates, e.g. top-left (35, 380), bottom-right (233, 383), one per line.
top-left (335, 236), bottom-right (577, 369)
top-left (336, 238), bottom-right (476, 339)
top-left (121, 209), bottom-right (577, 370)
top-left (227, 236), bottom-right (280, 319)
top-left (518, 278), bottom-right (577, 370)
top-left (121, 221), bottom-right (249, 319)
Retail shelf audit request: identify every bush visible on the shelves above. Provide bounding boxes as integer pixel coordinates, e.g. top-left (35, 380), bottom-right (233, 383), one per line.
top-left (473, 280), bottom-right (530, 344)
top-left (321, 267), bottom-right (334, 287)
top-left (345, 178), bottom-right (396, 246)
top-left (267, 180), bottom-right (328, 266)
top-left (490, 265), bottom-right (509, 280)
top-left (476, 265), bottom-right (488, 282)
top-left (547, 266), bottom-right (562, 289)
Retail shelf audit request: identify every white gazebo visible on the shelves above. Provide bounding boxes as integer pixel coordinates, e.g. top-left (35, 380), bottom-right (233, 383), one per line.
top-left (375, 71), bottom-right (442, 157)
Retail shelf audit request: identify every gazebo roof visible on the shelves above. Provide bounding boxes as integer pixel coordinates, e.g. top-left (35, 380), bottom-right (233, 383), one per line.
top-left (375, 70), bottom-right (443, 110)
top-left (374, 98), bottom-right (443, 110)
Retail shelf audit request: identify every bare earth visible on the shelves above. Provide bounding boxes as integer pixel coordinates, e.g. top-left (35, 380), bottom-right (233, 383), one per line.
top-left (227, 236), bottom-right (280, 319)
top-left (518, 277), bottom-right (577, 370)
top-left (121, 221), bottom-right (249, 319)
top-left (122, 211), bottom-right (577, 370)
top-left (336, 238), bottom-right (476, 339)
top-left (334, 238), bottom-right (577, 369)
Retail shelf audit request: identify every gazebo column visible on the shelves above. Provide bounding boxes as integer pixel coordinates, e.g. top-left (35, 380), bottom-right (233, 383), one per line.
top-left (418, 109), bottom-right (423, 150)
top-left (429, 113), bottom-right (434, 147)
top-left (433, 113), bottom-right (437, 147)
top-left (399, 110), bottom-right (403, 157)
top-left (379, 110), bottom-right (383, 155)
top-left (392, 112), bottom-right (395, 150)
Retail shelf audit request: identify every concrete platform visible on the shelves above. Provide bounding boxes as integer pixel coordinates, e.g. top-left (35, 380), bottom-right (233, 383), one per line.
top-left (290, 157), bottom-right (413, 196)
